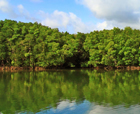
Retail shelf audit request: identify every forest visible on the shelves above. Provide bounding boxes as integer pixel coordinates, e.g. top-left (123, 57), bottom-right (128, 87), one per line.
top-left (0, 19), bottom-right (140, 69)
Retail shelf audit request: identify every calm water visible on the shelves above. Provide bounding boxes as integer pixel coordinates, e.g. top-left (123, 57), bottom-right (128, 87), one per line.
top-left (0, 70), bottom-right (140, 114)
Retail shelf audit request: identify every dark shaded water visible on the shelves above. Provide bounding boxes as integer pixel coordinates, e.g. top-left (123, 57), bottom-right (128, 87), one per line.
top-left (0, 70), bottom-right (140, 114)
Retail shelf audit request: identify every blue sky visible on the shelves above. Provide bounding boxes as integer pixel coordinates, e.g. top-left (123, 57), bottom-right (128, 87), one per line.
top-left (0, 0), bottom-right (140, 34)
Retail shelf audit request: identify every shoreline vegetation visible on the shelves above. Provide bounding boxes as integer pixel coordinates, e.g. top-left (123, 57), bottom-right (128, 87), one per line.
top-left (0, 19), bottom-right (140, 71)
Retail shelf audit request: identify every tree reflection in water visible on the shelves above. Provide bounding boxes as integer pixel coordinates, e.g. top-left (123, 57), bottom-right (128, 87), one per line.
top-left (0, 70), bottom-right (140, 113)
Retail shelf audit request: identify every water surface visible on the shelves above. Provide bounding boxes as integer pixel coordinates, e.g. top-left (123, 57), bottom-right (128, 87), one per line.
top-left (0, 70), bottom-right (140, 114)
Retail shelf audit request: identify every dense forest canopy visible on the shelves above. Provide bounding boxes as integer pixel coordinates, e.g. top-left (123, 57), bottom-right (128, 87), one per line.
top-left (0, 19), bottom-right (140, 68)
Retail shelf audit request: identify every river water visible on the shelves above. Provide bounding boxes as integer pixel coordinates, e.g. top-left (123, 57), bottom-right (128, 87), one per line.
top-left (0, 69), bottom-right (140, 114)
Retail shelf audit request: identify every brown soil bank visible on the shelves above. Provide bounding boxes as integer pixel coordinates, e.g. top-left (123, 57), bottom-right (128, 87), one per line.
top-left (0, 66), bottom-right (46, 72)
top-left (99, 66), bottom-right (140, 70)
top-left (0, 66), bottom-right (140, 72)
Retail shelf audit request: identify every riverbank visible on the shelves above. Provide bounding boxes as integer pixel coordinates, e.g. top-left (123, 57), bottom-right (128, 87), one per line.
top-left (0, 66), bottom-right (45, 72)
top-left (0, 66), bottom-right (140, 72)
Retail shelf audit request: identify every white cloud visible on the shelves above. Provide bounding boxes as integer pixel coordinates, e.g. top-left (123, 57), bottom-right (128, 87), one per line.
top-left (39, 10), bottom-right (97, 33)
top-left (17, 4), bottom-right (24, 13)
top-left (75, 0), bottom-right (140, 31)
top-left (69, 12), bottom-right (89, 32)
top-left (0, 0), bottom-right (9, 13)
top-left (17, 4), bottom-right (38, 21)
top-left (0, 0), bottom-right (39, 21)
top-left (39, 10), bottom-right (121, 33)
top-left (40, 10), bottom-right (70, 28)
top-left (77, 0), bottom-right (140, 23)
top-left (0, 0), bottom-right (126, 33)
top-left (0, 0), bottom-right (17, 18)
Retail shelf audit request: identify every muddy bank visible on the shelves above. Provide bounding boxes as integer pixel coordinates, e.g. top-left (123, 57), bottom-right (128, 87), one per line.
top-left (0, 66), bottom-right (140, 72)
top-left (95, 66), bottom-right (140, 71)
top-left (0, 66), bottom-right (46, 72)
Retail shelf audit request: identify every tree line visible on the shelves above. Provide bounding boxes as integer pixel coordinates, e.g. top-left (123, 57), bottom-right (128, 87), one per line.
top-left (0, 19), bottom-right (140, 68)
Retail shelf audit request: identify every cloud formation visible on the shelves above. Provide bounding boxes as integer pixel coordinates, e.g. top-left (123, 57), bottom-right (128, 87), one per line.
top-left (17, 4), bottom-right (38, 21)
top-left (39, 10), bottom-right (94, 33)
top-left (0, 0), bottom-right (17, 18)
top-left (77, 0), bottom-right (140, 23)
top-left (0, 0), bottom-right (10, 13)
top-left (0, 0), bottom-right (121, 33)
top-left (3, 0), bottom-right (140, 33)
top-left (76, 0), bottom-right (140, 30)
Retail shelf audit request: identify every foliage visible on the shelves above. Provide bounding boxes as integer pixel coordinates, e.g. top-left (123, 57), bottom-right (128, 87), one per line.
top-left (0, 19), bottom-right (140, 68)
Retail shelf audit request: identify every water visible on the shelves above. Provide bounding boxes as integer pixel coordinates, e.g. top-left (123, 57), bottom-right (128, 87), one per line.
top-left (0, 70), bottom-right (140, 114)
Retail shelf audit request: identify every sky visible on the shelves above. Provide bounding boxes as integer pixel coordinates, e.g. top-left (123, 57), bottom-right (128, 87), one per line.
top-left (1, 0), bottom-right (140, 34)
